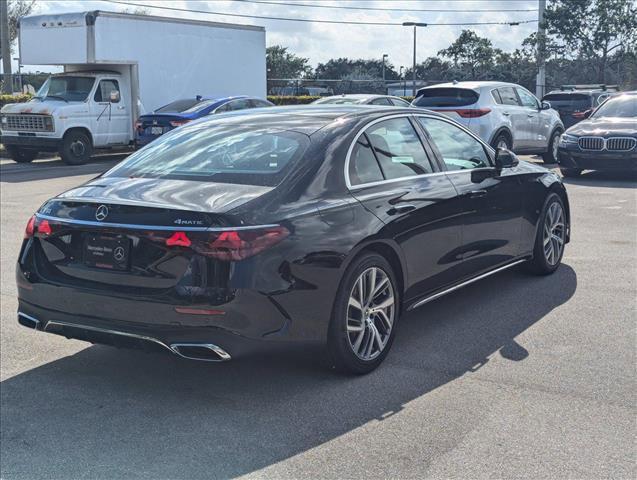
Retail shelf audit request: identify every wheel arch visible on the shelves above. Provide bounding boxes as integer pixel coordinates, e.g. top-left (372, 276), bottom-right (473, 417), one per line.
top-left (489, 126), bottom-right (513, 148)
top-left (62, 126), bottom-right (94, 146)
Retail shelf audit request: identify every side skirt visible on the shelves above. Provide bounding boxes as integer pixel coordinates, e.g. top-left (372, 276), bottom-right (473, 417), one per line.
top-left (407, 258), bottom-right (528, 311)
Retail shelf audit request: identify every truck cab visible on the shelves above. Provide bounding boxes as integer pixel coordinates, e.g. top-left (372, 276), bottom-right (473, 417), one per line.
top-left (1, 70), bottom-right (132, 164)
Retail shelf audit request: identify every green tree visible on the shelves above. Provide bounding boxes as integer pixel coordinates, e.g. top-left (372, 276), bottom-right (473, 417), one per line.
top-left (437, 30), bottom-right (501, 80)
top-left (405, 57), bottom-right (452, 83)
top-left (266, 45), bottom-right (312, 79)
top-left (543, 0), bottom-right (637, 83)
top-left (314, 58), bottom-right (398, 80)
top-left (0, 0), bottom-right (36, 61)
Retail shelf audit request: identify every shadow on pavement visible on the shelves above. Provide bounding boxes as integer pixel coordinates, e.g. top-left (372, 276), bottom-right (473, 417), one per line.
top-left (562, 170), bottom-right (637, 189)
top-left (0, 153), bottom-right (128, 183)
top-left (0, 264), bottom-right (577, 479)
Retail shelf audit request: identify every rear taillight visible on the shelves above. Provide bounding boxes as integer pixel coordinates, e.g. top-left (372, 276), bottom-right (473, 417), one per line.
top-left (38, 219), bottom-right (53, 236)
top-left (169, 119), bottom-right (191, 128)
top-left (164, 226), bottom-right (289, 261)
top-left (431, 108), bottom-right (491, 118)
top-left (572, 109), bottom-right (592, 119)
top-left (24, 216), bottom-right (36, 239)
top-left (135, 121), bottom-right (143, 131)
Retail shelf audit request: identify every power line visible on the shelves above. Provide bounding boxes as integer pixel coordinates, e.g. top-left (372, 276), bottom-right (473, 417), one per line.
top-left (102, 0), bottom-right (537, 26)
top-left (234, 0), bottom-right (538, 13)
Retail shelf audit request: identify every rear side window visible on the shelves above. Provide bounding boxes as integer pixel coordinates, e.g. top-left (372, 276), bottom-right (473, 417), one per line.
top-left (491, 89), bottom-right (503, 104)
top-left (105, 124), bottom-right (309, 186)
top-left (413, 88), bottom-right (479, 107)
top-left (156, 99), bottom-right (201, 113)
top-left (390, 97), bottom-right (410, 107)
top-left (349, 135), bottom-right (384, 186)
top-left (251, 99), bottom-right (273, 108)
top-left (365, 118), bottom-right (434, 180)
top-left (497, 87), bottom-right (520, 106)
top-left (370, 97), bottom-right (392, 106)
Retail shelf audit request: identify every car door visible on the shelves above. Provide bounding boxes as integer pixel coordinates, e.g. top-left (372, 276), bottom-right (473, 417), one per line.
top-left (516, 87), bottom-right (546, 150)
top-left (416, 115), bottom-right (523, 279)
top-left (346, 115), bottom-right (464, 301)
top-left (497, 86), bottom-right (531, 150)
top-left (91, 78), bottom-right (129, 145)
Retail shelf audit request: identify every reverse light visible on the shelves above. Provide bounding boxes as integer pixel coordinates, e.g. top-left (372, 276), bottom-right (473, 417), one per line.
top-left (572, 109), bottom-right (592, 119)
top-left (24, 216), bottom-right (36, 239)
top-left (169, 119), bottom-right (191, 128)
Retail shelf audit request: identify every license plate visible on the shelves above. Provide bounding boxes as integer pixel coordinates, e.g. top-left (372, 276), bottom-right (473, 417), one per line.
top-left (83, 235), bottom-right (131, 271)
top-left (150, 126), bottom-right (163, 135)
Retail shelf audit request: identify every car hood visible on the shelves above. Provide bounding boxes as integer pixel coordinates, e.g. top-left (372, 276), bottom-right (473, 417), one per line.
top-left (56, 176), bottom-right (274, 213)
top-left (567, 117), bottom-right (637, 136)
top-left (1, 100), bottom-right (85, 116)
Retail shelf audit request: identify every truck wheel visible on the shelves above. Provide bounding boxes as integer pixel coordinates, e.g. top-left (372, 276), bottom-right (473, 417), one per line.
top-left (60, 130), bottom-right (93, 165)
top-left (5, 146), bottom-right (38, 163)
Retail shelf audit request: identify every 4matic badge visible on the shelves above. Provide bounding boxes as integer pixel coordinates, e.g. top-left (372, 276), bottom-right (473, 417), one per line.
top-left (174, 218), bottom-right (203, 225)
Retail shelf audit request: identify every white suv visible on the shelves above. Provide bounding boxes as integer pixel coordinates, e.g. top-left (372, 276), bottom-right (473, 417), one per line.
top-left (412, 81), bottom-right (564, 163)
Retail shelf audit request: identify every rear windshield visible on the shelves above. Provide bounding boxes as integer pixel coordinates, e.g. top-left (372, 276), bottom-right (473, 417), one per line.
top-left (543, 93), bottom-right (591, 108)
top-left (313, 97), bottom-right (361, 105)
top-left (412, 88), bottom-right (479, 107)
top-left (155, 99), bottom-right (212, 113)
top-left (105, 123), bottom-right (309, 186)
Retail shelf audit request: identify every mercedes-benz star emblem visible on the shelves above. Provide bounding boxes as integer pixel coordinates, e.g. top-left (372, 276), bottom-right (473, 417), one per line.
top-left (113, 246), bottom-right (126, 262)
top-left (95, 205), bottom-right (109, 221)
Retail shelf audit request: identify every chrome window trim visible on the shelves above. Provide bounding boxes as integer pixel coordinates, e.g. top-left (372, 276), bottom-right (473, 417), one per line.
top-left (344, 113), bottom-right (497, 191)
top-left (34, 213), bottom-right (279, 232)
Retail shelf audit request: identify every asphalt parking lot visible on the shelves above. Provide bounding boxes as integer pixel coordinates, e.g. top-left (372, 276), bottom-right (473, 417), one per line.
top-left (1, 154), bottom-right (635, 479)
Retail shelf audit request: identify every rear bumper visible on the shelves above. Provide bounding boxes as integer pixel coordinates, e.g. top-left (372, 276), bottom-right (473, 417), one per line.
top-left (1, 133), bottom-right (61, 151)
top-left (557, 147), bottom-right (637, 171)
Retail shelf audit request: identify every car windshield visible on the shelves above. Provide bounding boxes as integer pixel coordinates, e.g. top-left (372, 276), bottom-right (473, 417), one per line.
top-left (105, 122), bottom-right (309, 186)
top-left (591, 95), bottom-right (637, 118)
top-left (412, 88), bottom-right (479, 107)
top-left (155, 99), bottom-right (219, 113)
top-left (313, 97), bottom-right (362, 105)
top-left (35, 76), bottom-right (95, 102)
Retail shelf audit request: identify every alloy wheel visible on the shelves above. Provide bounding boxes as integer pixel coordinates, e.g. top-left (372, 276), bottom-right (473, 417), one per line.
top-left (543, 202), bottom-right (565, 266)
top-left (346, 267), bottom-right (395, 361)
top-left (497, 139), bottom-right (509, 150)
top-left (552, 133), bottom-right (560, 160)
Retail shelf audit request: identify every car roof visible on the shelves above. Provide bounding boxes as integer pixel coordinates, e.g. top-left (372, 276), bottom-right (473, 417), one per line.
top-left (191, 105), bottom-right (442, 135)
top-left (421, 81), bottom-right (518, 90)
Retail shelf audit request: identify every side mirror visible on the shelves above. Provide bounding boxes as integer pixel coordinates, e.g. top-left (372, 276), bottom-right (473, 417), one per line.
top-left (541, 101), bottom-right (552, 110)
top-left (495, 147), bottom-right (519, 169)
top-left (109, 91), bottom-right (120, 103)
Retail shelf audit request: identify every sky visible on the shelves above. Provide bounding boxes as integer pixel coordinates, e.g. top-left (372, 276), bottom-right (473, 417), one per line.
top-left (9, 0), bottom-right (541, 73)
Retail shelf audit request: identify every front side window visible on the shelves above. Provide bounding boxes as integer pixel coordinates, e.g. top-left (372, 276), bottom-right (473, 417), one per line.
top-left (94, 79), bottom-right (120, 103)
top-left (517, 88), bottom-right (539, 109)
top-left (497, 87), bottom-right (520, 106)
top-left (105, 123), bottom-right (308, 186)
top-left (365, 118), bottom-right (434, 180)
top-left (418, 117), bottom-right (490, 171)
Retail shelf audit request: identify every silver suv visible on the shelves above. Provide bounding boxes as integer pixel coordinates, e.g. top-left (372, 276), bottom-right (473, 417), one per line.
top-left (412, 81), bottom-right (564, 163)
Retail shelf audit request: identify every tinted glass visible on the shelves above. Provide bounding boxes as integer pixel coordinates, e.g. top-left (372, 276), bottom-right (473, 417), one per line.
top-left (106, 123), bottom-right (308, 186)
top-left (412, 88), bottom-right (479, 107)
top-left (592, 95), bottom-right (637, 118)
top-left (418, 117), bottom-right (490, 170)
top-left (517, 88), bottom-right (538, 108)
top-left (390, 97), bottom-right (411, 106)
top-left (251, 99), bottom-right (273, 108)
top-left (542, 93), bottom-right (591, 110)
top-left (94, 79), bottom-right (120, 103)
top-left (349, 135), bottom-right (384, 186)
top-left (491, 89), bottom-right (503, 104)
top-left (227, 99), bottom-right (253, 111)
top-left (370, 98), bottom-right (392, 106)
top-left (313, 97), bottom-right (360, 104)
top-left (156, 99), bottom-right (201, 113)
top-left (498, 87), bottom-right (520, 106)
top-left (366, 118), bottom-right (434, 179)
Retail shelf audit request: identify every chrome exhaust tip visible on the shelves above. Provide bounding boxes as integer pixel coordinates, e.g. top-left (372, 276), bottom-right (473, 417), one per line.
top-left (170, 343), bottom-right (231, 362)
top-left (18, 312), bottom-right (40, 330)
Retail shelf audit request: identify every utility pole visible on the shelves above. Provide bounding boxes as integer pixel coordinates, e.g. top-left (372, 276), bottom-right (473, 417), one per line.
top-left (1, 0), bottom-right (13, 94)
top-left (403, 22), bottom-right (427, 96)
top-left (535, 0), bottom-right (546, 99)
top-left (382, 53), bottom-right (388, 89)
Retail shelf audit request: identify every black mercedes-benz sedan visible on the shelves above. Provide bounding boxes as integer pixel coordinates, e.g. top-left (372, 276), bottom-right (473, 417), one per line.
top-left (557, 91), bottom-right (636, 177)
top-left (17, 106), bottom-right (570, 373)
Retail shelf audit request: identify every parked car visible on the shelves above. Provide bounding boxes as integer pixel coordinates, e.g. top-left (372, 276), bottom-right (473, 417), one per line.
top-left (557, 91), bottom-right (636, 177)
top-left (0, 10), bottom-right (266, 165)
top-left (412, 81), bottom-right (564, 163)
top-left (16, 105), bottom-right (569, 374)
top-left (135, 96), bottom-right (273, 147)
top-left (542, 85), bottom-right (619, 129)
top-left (312, 94), bottom-right (411, 107)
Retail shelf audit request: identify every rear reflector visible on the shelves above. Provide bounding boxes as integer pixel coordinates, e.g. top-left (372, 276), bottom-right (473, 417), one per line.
top-left (24, 216), bottom-right (36, 239)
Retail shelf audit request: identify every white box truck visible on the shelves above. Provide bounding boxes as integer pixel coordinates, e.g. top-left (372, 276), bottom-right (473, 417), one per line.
top-left (0, 10), bottom-right (266, 164)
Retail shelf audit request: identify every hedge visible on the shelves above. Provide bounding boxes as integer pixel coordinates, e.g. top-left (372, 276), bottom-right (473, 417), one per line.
top-left (1, 93), bottom-right (32, 108)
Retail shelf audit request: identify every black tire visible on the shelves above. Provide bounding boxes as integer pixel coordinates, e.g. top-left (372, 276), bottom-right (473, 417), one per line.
top-left (542, 129), bottom-right (562, 164)
top-left (560, 168), bottom-right (582, 178)
top-left (526, 193), bottom-right (566, 275)
top-left (327, 252), bottom-right (400, 374)
top-left (5, 146), bottom-right (37, 163)
top-left (60, 130), bottom-right (93, 165)
top-left (491, 132), bottom-right (512, 151)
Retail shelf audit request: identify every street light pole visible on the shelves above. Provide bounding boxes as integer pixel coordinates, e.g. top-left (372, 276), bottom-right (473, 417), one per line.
top-left (399, 66), bottom-right (405, 96)
top-left (403, 22), bottom-right (427, 96)
top-left (382, 53), bottom-right (388, 89)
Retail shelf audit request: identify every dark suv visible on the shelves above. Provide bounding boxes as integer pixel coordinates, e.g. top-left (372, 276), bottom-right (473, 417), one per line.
top-left (543, 85), bottom-right (619, 129)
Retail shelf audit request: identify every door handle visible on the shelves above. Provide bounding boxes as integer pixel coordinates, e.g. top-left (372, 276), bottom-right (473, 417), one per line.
top-left (387, 204), bottom-right (416, 215)
top-left (502, 112), bottom-right (510, 116)
top-left (465, 190), bottom-right (487, 198)
top-left (527, 113), bottom-right (535, 117)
